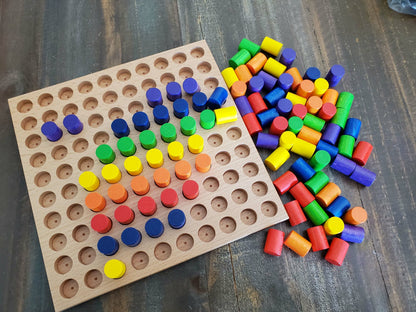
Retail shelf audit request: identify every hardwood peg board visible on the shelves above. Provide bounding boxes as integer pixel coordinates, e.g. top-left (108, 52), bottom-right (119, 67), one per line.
top-left (8, 40), bottom-right (287, 311)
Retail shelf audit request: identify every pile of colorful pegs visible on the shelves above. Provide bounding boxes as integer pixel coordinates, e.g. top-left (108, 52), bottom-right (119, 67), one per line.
top-left (221, 36), bottom-right (376, 266)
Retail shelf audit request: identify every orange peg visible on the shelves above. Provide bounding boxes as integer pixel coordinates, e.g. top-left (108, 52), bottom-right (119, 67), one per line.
top-left (153, 167), bottom-right (171, 188)
top-left (285, 67), bottom-right (303, 91)
top-left (131, 175), bottom-right (150, 196)
top-left (322, 88), bottom-right (339, 105)
top-left (175, 160), bottom-right (192, 180)
top-left (343, 207), bottom-right (368, 225)
top-left (297, 125), bottom-right (322, 145)
top-left (284, 230), bottom-right (312, 257)
top-left (230, 81), bottom-right (247, 98)
top-left (306, 96), bottom-right (323, 114)
top-left (195, 153), bottom-right (211, 173)
top-left (315, 182), bottom-right (341, 208)
top-left (296, 79), bottom-right (315, 98)
top-left (107, 183), bottom-right (128, 204)
top-left (234, 65), bottom-right (253, 84)
top-left (85, 192), bottom-right (106, 212)
top-left (246, 52), bottom-right (267, 75)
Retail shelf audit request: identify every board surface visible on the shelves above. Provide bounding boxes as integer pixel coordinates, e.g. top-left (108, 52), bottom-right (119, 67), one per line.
top-left (8, 40), bottom-right (287, 311)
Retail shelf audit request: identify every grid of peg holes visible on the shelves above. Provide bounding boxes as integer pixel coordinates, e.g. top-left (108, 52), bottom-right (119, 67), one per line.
top-left (15, 46), bottom-right (279, 300)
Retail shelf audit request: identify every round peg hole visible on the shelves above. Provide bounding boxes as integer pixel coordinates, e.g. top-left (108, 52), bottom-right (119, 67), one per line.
top-left (215, 151), bottom-right (231, 165)
top-left (25, 134), bottom-right (41, 149)
top-left (197, 62), bottom-right (211, 73)
top-left (38, 93), bottom-right (53, 106)
top-left (204, 78), bottom-right (219, 90)
top-left (207, 134), bottom-right (223, 147)
top-left (56, 164), bottom-right (73, 179)
top-left (61, 183), bottom-right (78, 199)
top-left (88, 114), bottom-right (104, 128)
top-left (42, 110), bottom-right (58, 122)
top-left (78, 81), bottom-right (93, 94)
top-left (190, 47), bottom-right (204, 58)
top-left (84, 270), bottom-right (103, 289)
top-left (82, 97), bottom-right (98, 110)
top-left (103, 91), bottom-right (118, 104)
top-left (117, 69), bottom-right (131, 81)
top-left (59, 279), bottom-right (78, 298)
top-left (73, 138), bottom-right (89, 152)
top-left (226, 127), bottom-right (242, 140)
top-left (252, 181), bottom-right (268, 196)
top-left (44, 212), bottom-right (61, 229)
top-left (154, 242), bottom-right (172, 261)
top-left (141, 79), bottom-right (156, 91)
top-left (154, 57), bottom-right (169, 69)
top-left (132, 251), bottom-right (149, 270)
top-left (21, 116), bottom-right (37, 130)
top-left (34, 171), bottom-right (51, 187)
top-left (93, 131), bottom-right (109, 145)
top-left (211, 196), bottom-right (228, 212)
top-left (78, 247), bottom-right (96, 265)
top-left (261, 201), bottom-right (278, 217)
top-left (231, 189), bottom-right (248, 204)
top-left (190, 204), bottom-right (207, 220)
top-left (203, 177), bottom-right (219, 192)
top-left (54, 255), bottom-right (73, 274)
top-left (62, 103), bottom-right (78, 115)
top-left (160, 73), bottom-right (175, 85)
top-left (198, 225), bottom-right (215, 242)
top-left (122, 85), bottom-right (137, 97)
top-left (67, 204), bottom-right (83, 220)
top-left (17, 99), bottom-right (33, 113)
top-left (72, 225), bottom-right (90, 242)
top-left (39, 191), bottom-right (56, 208)
top-left (108, 107), bottom-right (124, 120)
top-left (223, 170), bottom-right (239, 184)
top-left (78, 157), bottom-right (94, 171)
top-left (128, 101), bottom-right (144, 114)
top-left (241, 209), bottom-right (257, 225)
top-left (97, 75), bottom-right (112, 88)
top-left (235, 144), bottom-right (250, 158)
top-left (30, 152), bottom-right (46, 168)
top-left (50, 233), bottom-right (67, 251)
top-left (51, 145), bottom-right (68, 160)
top-left (179, 67), bottom-right (193, 79)
top-left (58, 87), bottom-right (73, 100)
top-left (243, 163), bottom-right (259, 177)
top-left (176, 234), bottom-right (194, 251)
top-left (173, 52), bottom-right (187, 64)
top-left (219, 217), bottom-right (236, 234)
top-left (136, 63), bottom-right (150, 75)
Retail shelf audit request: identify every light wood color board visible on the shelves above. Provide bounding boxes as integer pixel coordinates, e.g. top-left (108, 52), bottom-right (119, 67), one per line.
top-left (8, 41), bottom-right (287, 311)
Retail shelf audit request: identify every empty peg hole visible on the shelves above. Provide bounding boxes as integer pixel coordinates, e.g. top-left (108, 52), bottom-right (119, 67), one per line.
top-left (240, 209), bottom-right (257, 225)
top-left (231, 189), bottom-right (248, 204)
top-left (190, 204), bottom-right (207, 220)
top-left (51, 145), bottom-right (68, 160)
top-left (63, 103), bottom-right (78, 115)
top-left (204, 78), bottom-right (219, 89)
top-left (117, 69), bottom-right (131, 81)
top-left (78, 247), bottom-right (96, 265)
top-left (176, 234), bottom-right (194, 251)
top-left (211, 196), bottom-right (228, 212)
top-left (67, 204), bottom-right (84, 221)
top-left (21, 116), bottom-right (37, 130)
top-left (131, 251), bottom-right (149, 270)
top-left (78, 81), bottom-right (93, 93)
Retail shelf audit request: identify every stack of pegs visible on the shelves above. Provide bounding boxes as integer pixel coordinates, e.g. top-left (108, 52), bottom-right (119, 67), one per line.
top-left (221, 36), bottom-right (376, 266)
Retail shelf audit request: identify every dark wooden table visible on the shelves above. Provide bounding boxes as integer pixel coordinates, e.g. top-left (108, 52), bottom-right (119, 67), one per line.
top-left (1, 1), bottom-right (415, 311)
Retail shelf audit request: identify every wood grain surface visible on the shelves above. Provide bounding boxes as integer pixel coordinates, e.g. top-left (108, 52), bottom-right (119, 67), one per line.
top-left (0, 0), bottom-right (415, 311)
